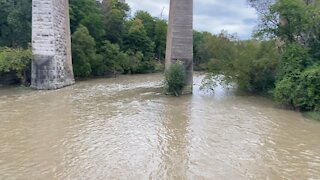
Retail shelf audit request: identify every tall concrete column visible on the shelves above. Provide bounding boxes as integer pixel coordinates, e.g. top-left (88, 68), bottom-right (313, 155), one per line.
top-left (165, 0), bottom-right (193, 94)
top-left (31, 0), bottom-right (74, 90)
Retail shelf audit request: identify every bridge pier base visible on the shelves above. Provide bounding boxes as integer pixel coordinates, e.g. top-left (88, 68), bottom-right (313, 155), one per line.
top-left (165, 0), bottom-right (194, 94)
top-left (31, 0), bottom-right (74, 90)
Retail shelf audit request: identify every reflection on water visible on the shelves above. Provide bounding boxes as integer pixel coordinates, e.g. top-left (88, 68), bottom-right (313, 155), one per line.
top-left (0, 73), bottom-right (319, 179)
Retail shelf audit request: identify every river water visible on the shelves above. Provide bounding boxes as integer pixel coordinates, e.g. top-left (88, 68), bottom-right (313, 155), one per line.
top-left (0, 73), bottom-right (319, 179)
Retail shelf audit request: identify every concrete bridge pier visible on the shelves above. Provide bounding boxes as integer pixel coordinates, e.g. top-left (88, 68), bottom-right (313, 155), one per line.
top-left (31, 0), bottom-right (74, 90)
top-left (165, 0), bottom-right (194, 94)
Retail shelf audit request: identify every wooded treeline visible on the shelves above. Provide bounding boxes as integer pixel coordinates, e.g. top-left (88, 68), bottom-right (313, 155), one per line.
top-left (0, 0), bottom-right (319, 113)
top-left (0, 0), bottom-right (167, 82)
top-left (199, 0), bottom-right (320, 112)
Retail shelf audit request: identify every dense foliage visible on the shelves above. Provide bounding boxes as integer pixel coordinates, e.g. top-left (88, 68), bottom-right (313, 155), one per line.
top-left (0, 47), bottom-right (31, 85)
top-left (198, 0), bottom-right (320, 112)
top-left (0, 0), bottom-right (32, 85)
top-left (0, 0), bottom-right (168, 83)
top-left (245, 0), bottom-right (320, 112)
top-left (251, 0), bottom-right (320, 111)
top-left (69, 0), bottom-right (167, 77)
top-left (71, 25), bottom-right (96, 77)
top-left (273, 44), bottom-right (320, 111)
top-left (0, 0), bottom-right (31, 48)
top-left (164, 62), bottom-right (186, 96)
top-left (195, 31), bottom-right (280, 94)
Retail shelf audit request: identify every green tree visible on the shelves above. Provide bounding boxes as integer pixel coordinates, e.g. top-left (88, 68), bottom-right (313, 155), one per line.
top-left (250, 0), bottom-right (320, 48)
top-left (193, 31), bottom-right (238, 70)
top-left (250, 0), bottom-right (320, 110)
top-left (193, 31), bottom-right (205, 68)
top-left (0, 0), bottom-right (31, 48)
top-left (105, 9), bottom-right (125, 44)
top-left (70, 0), bottom-right (105, 42)
top-left (202, 32), bottom-right (238, 72)
top-left (234, 40), bottom-right (279, 92)
top-left (94, 41), bottom-right (126, 76)
top-left (201, 32), bottom-right (280, 94)
top-left (101, 0), bottom-right (130, 16)
top-left (134, 11), bottom-right (155, 40)
top-left (119, 50), bottom-right (143, 74)
top-left (124, 19), bottom-right (154, 57)
top-left (154, 18), bottom-right (167, 62)
top-left (101, 0), bottom-right (130, 44)
top-left (71, 25), bottom-right (96, 77)
top-left (274, 43), bottom-right (320, 110)
top-left (123, 19), bottom-right (155, 73)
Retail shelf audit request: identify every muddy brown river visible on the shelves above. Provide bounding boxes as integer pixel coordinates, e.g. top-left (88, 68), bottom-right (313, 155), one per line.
top-left (0, 73), bottom-right (319, 179)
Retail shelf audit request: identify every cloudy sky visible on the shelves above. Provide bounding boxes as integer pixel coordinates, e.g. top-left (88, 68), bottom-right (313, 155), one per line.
top-left (126, 0), bottom-right (258, 40)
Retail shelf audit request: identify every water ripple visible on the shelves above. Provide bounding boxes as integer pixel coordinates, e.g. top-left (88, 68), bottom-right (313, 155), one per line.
top-left (0, 73), bottom-right (319, 179)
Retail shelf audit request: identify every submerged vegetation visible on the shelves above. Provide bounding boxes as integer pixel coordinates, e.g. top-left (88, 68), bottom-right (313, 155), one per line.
top-left (164, 62), bottom-right (186, 96)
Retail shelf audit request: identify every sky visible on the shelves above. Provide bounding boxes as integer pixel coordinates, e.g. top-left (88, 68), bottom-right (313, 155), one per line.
top-left (126, 0), bottom-right (258, 40)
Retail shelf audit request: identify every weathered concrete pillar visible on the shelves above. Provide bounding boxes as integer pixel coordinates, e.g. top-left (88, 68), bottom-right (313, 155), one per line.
top-left (31, 0), bottom-right (74, 90)
top-left (165, 0), bottom-right (193, 94)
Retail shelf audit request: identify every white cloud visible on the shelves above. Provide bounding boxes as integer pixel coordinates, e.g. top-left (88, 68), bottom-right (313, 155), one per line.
top-left (126, 0), bottom-right (170, 18)
top-left (126, 0), bottom-right (258, 39)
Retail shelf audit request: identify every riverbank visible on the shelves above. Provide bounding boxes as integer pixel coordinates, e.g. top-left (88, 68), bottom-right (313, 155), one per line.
top-left (303, 111), bottom-right (320, 121)
top-left (1, 72), bottom-right (319, 123)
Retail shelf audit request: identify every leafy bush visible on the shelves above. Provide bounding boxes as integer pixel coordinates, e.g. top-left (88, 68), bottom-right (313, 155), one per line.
top-left (119, 50), bottom-right (142, 74)
top-left (0, 47), bottom-right (32, 84)
top-left (204, 40), bottom-right (279, 94)
top-left (123, 18), bottom-right (155, 58)
top-left (273, 77), bottom-right (297, 108)
top-left (71, 25), bottom-right (96, 77)
top-left (135, 59), bottom-right (156, 74)
top-left (232, 41), bottom-right (279, 92)
top-left (274, 44), bottom-right (320, 111)
top-left (164, 62), bottom-right (186, 96)
top-left (120, 50), bottom-right (157, 74)
top-left (274, 64), bottom-right (320, 111)
top-left (154, 61), bottom-right (164, 72)
top-left (94, 41), bottom-right (126, 76)
top-left (276, 44), bottom-right (312, 80)
top-left (295, 65), bottom-right (320, 111)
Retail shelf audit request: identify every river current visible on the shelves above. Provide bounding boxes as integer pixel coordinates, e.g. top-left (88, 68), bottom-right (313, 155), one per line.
top-left (0, 73), bottom-right (319, 179)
